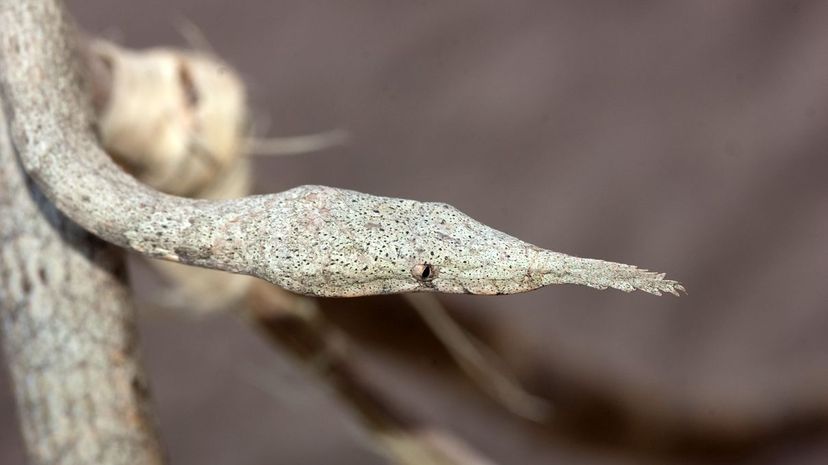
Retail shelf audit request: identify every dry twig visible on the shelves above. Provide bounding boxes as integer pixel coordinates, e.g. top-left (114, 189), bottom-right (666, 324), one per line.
top-left (249, 283), bottom-right (497, 465)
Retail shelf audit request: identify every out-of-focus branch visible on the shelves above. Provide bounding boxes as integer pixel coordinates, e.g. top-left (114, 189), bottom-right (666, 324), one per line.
top-left (247, 130), bottom-right (350, 156)
top-left (404, 294), bottom-right (552, 422)
top-left (0, 62), bottom-right (163, 465)
top-left (247, 282), bottom-right (497, 465)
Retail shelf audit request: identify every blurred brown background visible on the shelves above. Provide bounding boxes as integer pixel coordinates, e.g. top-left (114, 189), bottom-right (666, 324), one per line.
top-left (2, 1), bottom-right (828, 464)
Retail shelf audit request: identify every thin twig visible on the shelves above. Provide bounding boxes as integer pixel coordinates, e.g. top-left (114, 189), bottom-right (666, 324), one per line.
top-left (405, 294), bottom-right (552, 422)
top-left (247, 282), bottom-right (497, 465)
top-left (247, 129), bottom-right (349, 156)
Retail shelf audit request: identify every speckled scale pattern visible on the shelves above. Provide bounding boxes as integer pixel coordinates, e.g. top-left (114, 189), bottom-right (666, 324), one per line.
top-left (1, 0), bottom-right (683, 300)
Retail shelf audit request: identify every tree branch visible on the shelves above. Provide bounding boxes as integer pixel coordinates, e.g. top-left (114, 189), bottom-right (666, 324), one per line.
top-left (404, 294), bottom-right (552, 422)
top-left (0, 0), bottom-right (683, 299)
top-left (248, 283), bottom-right (496, 465)
top-left (0, 64), bottom-right (163, 465)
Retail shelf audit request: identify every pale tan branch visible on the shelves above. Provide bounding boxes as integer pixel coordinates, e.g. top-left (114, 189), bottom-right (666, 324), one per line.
top-left (246, 129), bottom-right (349, 156)
top-left (0, 75), bottom-right (163, 465)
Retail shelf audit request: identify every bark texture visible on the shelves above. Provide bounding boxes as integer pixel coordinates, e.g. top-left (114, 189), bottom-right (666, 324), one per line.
top-left (0, 100), bottom-right (163, 464)
top-left (0, 6), bottom-right (164, 465)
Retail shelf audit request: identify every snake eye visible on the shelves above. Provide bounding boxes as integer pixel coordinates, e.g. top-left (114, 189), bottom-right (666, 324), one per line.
top-left (412, 263), bottom-right (436, 282)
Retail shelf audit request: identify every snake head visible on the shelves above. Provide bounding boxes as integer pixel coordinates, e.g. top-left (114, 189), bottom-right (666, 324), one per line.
top-left (248, 185), bottom-right (683, 298)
